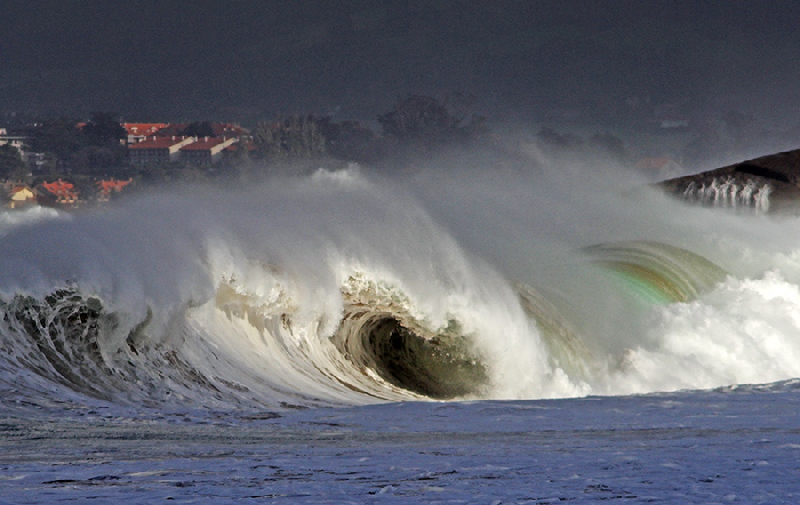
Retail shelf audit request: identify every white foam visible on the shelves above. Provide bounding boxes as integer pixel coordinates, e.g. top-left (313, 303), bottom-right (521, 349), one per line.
top-left (1, 163), bottom-right (800, 405)
top-left (605, 272), bottom-right (800, 394)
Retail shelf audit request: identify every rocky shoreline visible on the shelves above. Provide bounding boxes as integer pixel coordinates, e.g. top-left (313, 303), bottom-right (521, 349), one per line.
top-left (660, 149), bottom-right (800, 214)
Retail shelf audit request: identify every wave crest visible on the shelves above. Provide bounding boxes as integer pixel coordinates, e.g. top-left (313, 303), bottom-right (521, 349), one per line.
top-left (335, 274), bottom-right (487, 399)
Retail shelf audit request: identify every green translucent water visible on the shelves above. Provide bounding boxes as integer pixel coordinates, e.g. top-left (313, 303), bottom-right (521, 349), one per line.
top-left (585, 241), bottom-right (728, 306)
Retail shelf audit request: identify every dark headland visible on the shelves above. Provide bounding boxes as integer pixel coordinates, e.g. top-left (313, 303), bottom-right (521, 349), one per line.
top-left (660, 148), bottom-right (800, 213)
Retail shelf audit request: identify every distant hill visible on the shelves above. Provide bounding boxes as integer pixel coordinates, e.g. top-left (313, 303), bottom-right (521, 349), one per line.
top-left (659, 149), bottom-right (800, 213)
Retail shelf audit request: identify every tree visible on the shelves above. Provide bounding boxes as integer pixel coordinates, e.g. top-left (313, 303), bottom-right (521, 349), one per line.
top-left (0, 144), bottom-right (27, 179)
top-left (181, 121), bottom-right (215, 138)
top-left (28, 115), bottom-right (127, 175)
top-left (29, 118), bottom-right (86, 160)
top-left (589, 133), bottom-right (628, 162)
top-left (317, 118), bottom-right (378, 162)
top-left (76, 112), bottom-right (128, 174)
top-left (82, 112), bottom-right (126, 147)
top-left (253, 121), bottom-right (283, 157)
top-left (377, 94), bottom-right (487, 148)
top-left (253, 115), bottom-right (326, 159)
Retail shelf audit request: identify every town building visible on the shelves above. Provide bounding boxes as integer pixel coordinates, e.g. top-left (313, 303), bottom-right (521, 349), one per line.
top-left (0, 128), bottom-right (28, 155)
top-left (96, 178), bottom-right (133, 203)
top-left (123, 123), bottom-right (168, 144)
top-left (155, 123), bottom-right (249, 139)
top-left (40, 179), bottom-right (80, 207)
top-left (223, 140), bottom-right (256, 159)
top-left (4, 183), bottom-right (37, 209)
top-left (128, 136), bottom-right (196, 165)
top-left (180, 137), bottom-right (238, 165)
top-left (124, 122), bottom-right (249, 166)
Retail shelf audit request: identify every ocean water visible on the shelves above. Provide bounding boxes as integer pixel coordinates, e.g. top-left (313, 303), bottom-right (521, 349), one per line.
top-left (1, 161), bottom-right (800, 502)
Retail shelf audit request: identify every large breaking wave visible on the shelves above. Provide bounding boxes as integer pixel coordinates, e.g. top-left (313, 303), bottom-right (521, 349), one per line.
top-left (3, 162), bottom-right (800, 409)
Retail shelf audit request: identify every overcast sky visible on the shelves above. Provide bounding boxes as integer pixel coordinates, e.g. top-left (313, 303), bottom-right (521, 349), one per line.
top-left (2, 1), bottom-right (800, 127)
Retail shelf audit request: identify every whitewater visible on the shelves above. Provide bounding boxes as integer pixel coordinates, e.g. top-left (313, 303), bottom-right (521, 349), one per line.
top-left (2, 158), bottom-right (800, 503)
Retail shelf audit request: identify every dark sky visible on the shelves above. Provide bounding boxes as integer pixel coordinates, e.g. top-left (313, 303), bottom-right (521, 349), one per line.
top-left (3, 1), bottom-right (800, 127)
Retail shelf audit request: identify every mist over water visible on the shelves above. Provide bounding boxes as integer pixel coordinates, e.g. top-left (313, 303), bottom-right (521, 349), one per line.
top-left (2, 154), bottom-right (800, 409)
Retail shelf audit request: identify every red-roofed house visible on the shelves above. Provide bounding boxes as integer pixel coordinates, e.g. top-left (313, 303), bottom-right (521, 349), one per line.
top-left (180, 137), bottom-right (238, 165)
top-left (123, 123), bottom-right (168, 144)
top-left (96, 178), bottom-right (133, 202)
top-left (128, 136), bottom-right (196, 165)
top-left (155, 123), bottom-right (249, 139)
top-left (5, 184), bottom-right (37, 209)
top-left (41, 179), bottom-right (79, 206)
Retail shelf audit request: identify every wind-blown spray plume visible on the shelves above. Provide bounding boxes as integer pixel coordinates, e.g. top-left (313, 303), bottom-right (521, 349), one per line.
top-left (2, 163), bottom-right (800, 408)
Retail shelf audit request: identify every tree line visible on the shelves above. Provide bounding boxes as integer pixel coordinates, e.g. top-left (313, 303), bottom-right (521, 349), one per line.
top-left (0, 112), bottom-right (128, 181)
top-left (251, 93), bottom-right (489, 164)
top-left (0, 94), bottom-right (492, 183)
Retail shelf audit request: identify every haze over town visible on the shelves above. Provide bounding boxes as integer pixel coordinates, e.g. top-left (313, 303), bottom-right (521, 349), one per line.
top-left (3, 1), bottom-right (800, 184)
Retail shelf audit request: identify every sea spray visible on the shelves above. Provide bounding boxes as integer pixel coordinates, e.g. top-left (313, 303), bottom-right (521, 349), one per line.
top-left (681, 176), bottom-right (772, 212)
top-left (608, 271), bottom-right (800, 394)
top-left (1, 163), bottom-right (800, 407)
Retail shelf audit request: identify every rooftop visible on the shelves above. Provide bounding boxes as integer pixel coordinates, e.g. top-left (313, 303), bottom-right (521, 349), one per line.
top-left (124, 123), bottom-right (168, 135)
top-left (156, 123), bottom-right (249, 138)
top-left (180, 138), bottom-right (227, 150)
top-left (129, 136), bottom-right (192, 149)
